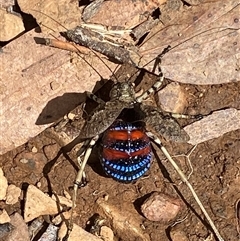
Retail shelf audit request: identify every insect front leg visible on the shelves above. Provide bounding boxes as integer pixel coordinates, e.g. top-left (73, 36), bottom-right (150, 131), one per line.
top-left (136, 74), bottom-right (164, 103)
top-left (146, 131), bottom-right (224, 241)
top-left (75, 139), bottom-right (93, 185)
top-left (68, 135), bottom-right (99, 235)
top-left (169, 112), bottom-right (203, 121)
top-left (86, 91), bottom-right (105, 107)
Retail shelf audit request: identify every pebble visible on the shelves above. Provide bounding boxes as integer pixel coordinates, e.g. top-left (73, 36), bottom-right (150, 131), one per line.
top-left (38, 224), bottom-right (58, 241)
top-left (100, 226), bottom-right (114, 241)
top-left (97, 196), bottom-right (150, 241)
top-left (0, 209), bottom-right (10, 223)
top-left (6, 184), bottom-right (21, 205)
top-left (0, 8), bottom-right (24, 41)
top-left (28, 217), bottom-right (44, 240)
top-left (6, 213), bottom-right (30, 241)
top-left (141, 192), bottom-right (182, 223)
top-left (0, 222), bottom-right (14, 239)
top-left (58, 223), bottom-right (102, 241)
top-left (158, 82), bottom-right (186, 113)
top-left (0, 168), bottom-right (8, 200)
top-left (31, 146), bottom-right (38, 153)
top-left (24, 185), bottom-right (62, 222)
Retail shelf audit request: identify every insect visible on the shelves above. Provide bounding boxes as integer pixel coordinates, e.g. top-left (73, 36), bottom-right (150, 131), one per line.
top-left (34, 9), bottom-right (225, 241)
top-left (76, 73), bottom-right (195, 184)
top-left (66, 69), bottom-right (223, 241)
top-left (44, 24), bottom-right (223, 239)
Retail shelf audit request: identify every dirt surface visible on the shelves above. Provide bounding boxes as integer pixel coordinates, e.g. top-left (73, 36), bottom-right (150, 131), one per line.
top-left (1, 79), bottom-right (240, 241)
top-left (0, 1), bottom-right (240, 241)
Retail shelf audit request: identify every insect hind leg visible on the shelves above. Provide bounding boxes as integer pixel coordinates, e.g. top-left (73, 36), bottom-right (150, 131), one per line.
top-left (136, 74), bottom-right (164, 103)
top-left (86, 91), bottom-right (105, 106)
top-left (68, 135), bottom-right (99, 234)
top-left (146, 131), bottom-right (224, 241)
top-left (170, 113), bottom-right (203, 121)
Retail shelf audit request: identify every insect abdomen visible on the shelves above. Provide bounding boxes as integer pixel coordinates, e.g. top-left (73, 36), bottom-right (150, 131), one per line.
top-left (101, 121), bottom-right (152, 182)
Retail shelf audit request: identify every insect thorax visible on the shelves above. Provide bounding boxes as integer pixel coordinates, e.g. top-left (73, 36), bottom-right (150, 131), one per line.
top-left (109, 82), bottom-right (136, 103)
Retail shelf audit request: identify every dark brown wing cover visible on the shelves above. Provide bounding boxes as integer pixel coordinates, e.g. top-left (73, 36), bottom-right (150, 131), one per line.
top-left (80, 100), bottom-right (132, 139)
top-left (141, 105), bottom-right (190, 142)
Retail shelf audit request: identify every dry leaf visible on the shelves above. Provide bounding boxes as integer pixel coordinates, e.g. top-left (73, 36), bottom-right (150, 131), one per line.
top-left (138, 0), bottom-right (240, 84)
top-left (185, 108), bottom-right (240, 145)
top-left (82, 0), bottom-right (160, 29)
top-left (17, 0), bottom-right (81, 33)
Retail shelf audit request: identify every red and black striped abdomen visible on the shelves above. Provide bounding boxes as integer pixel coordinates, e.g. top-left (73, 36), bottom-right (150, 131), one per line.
top-left (101, 120), bottom-right (152, 182)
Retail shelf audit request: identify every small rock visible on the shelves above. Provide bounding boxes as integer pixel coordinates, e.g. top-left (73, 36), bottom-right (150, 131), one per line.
top-left (36, 182), bottom-right (41, 188)
top-left (31, 146), bottom-right (38, 153)
top-left (14, 152), bottom-right (47, 174)
top-left (6, 212), bottom-right (30, 241)
top-left (67, 112), bottom-right (76, 120)
top-left (0, 209), bottom-right (11, 223)
top-left (28, 217), bottom-right (44, 240)
top-left (52, 211), bottom-right (71, 225)
top-left (185, 108), bottom-right (240, 145)
top-left (6, 184), bottom-right (21, 205)
top-left (58, 223), bottom-right (102, 241)
top-left (0, 168), bottom-right (8, 200)
top-left (38, 224), bottom-right (58, 241)
top-left (100, 226), bottom-right (114, 241)
top-left (97, 196), bottom-right (150, 241)
top-left (170, 230), bottom-right (189, 241)
top-left (52, 194), bottom-right (72, 207)
top-left (0, 8), bottom-right (24, 41)
top-left (24, 185), bottom-right (62, 222)
top-left (158, 82), bottom-right (187, 113)
top-left (0, 222), bottom-right (14, 239)
top-left (141, 192), bottom-right (182, 223)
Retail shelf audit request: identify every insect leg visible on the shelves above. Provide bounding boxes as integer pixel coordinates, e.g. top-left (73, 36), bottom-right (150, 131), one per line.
top-left (76, 139), bottom-right (93, 184)
top-left (86, 92), bottom-right (106, 106)
top-left (68, 135), bottom-right (99, 234)
top-left (170, 113), bottom-right (203, 120)
top-left (136, 74), bottom-right (164, 103)
top-left (146, 131), bottom-right (224, 241)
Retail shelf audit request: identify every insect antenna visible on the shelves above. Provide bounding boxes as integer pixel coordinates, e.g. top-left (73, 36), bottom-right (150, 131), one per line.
top-left (139, 25), bottom-right (238, 57)
top-left (124, 23), bottom-right (238, 91)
